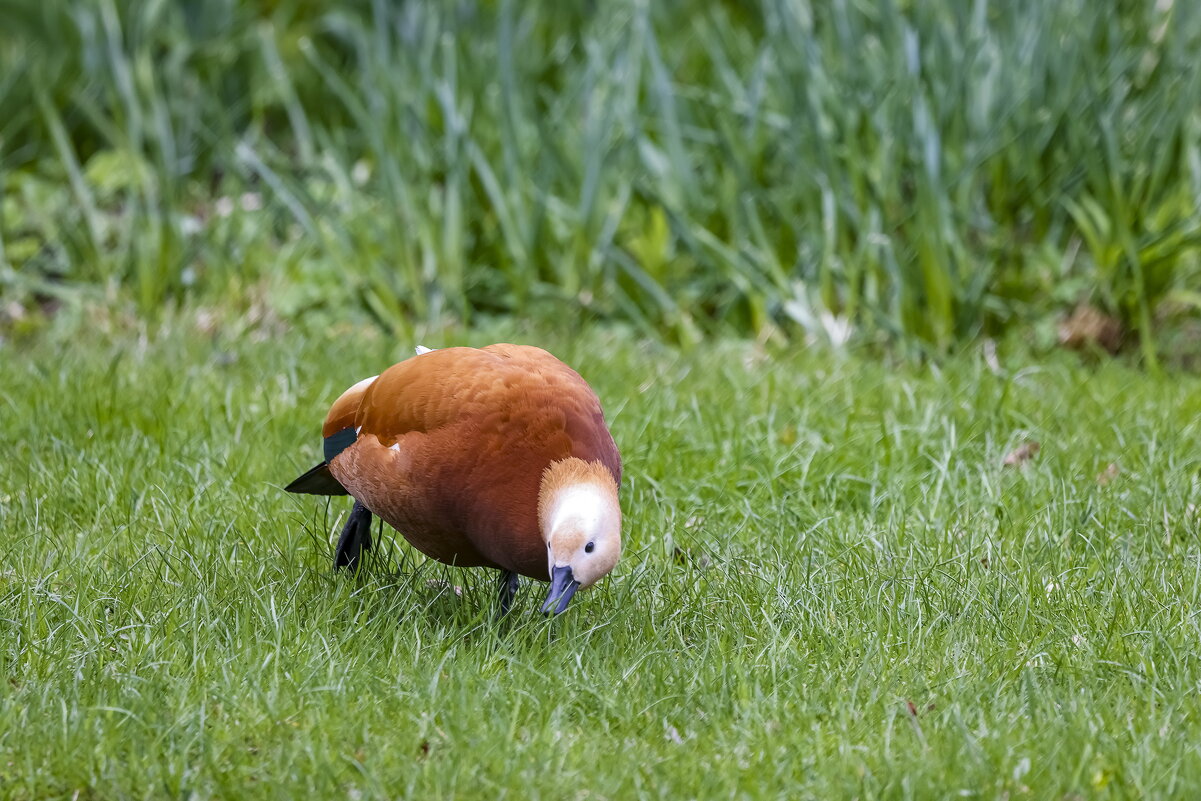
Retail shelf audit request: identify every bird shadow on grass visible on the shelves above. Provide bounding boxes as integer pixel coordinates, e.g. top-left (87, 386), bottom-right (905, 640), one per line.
top-left (295, 510), bottom-right (576, 642)
top-left (289, 499), bottom-right (761, 650)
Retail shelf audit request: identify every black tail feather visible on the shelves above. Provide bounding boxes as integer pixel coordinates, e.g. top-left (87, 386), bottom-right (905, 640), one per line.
top-left (285, 462), bottom-right (349, 496)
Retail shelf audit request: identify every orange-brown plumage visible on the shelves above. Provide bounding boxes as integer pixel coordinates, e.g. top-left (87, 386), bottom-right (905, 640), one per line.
top-left (291, 345), bottom-right (622, 602)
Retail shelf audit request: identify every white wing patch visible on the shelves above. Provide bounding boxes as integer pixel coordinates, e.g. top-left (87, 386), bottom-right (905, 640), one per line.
top-left (385, 437), bottom-right (412, 471)
top-left (415, 345), bottom-right (434, 355)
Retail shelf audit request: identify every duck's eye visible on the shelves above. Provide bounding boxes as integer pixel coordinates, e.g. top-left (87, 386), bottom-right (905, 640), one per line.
top-left (585, 541), bottom-right (596, 554)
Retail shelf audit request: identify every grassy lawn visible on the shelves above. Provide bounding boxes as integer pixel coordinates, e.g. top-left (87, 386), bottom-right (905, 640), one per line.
top-left (5, 2), bottom-right (1201, 798)
top-left (2, 322), bottom-right (1200, 799)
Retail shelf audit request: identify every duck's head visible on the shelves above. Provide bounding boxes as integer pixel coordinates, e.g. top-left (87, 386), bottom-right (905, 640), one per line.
top-left (537, 458), bottom-right (622, 615)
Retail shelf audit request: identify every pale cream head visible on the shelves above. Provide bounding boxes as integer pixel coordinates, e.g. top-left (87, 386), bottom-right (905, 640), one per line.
top-left (538, 458), bottom-right (622, 589)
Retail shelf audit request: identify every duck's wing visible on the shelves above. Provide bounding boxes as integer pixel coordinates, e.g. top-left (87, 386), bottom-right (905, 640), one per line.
top-left (352, 347), bottom-right (495, 445)
top-left (293, 344), bottom-right (619, 494)
top-left (356, 346), bottom-right (616, 471)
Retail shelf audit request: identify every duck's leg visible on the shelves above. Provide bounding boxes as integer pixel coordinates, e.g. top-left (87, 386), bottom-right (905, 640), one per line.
top-left (497, 570), bottom-right (521, 617)
top-left (334, 500), bottom-right (373, 571)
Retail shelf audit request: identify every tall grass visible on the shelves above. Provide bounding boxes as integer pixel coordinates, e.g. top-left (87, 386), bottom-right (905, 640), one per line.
top-left (2, 0), bottom-right (1200, 351)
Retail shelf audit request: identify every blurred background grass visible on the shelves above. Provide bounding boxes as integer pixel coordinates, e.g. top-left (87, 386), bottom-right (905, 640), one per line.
top-left (2, 0), bottom-right (1200, 358)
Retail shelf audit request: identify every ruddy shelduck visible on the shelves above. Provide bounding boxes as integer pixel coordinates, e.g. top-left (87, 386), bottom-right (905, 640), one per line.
top-left (286, 344), bottom-right (622, 615)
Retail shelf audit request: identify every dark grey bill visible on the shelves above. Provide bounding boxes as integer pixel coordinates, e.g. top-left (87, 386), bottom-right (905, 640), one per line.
top-left (541, 565), bottom-right (580, 615)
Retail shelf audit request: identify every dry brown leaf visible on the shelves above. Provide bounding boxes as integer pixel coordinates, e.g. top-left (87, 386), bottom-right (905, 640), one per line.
top-left (1058, 304), bottom-right (1124, 354)
top-left (1096, 462), bottom-right (1120, 486)
top-left (1003, 441), bottom-right (1041, 467)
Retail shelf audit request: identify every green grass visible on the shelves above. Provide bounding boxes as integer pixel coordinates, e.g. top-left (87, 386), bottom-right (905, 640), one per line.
top-left (3, 320), bottom-right (1200, 798)
top-left (3, 0), bottom-right (1201, 351)
top-left (4, 1), bottom-right (1201, 796)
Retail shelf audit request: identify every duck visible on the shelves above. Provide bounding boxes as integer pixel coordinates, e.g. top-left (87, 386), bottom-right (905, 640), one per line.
top-left (285, 344), bottom-right (623, 615)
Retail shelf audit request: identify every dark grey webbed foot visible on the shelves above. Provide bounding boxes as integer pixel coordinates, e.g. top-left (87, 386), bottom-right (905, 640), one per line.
top-left (334, 500), bottom-right (373, 571)
top-left (496, 570), bottom-right (521, 617)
